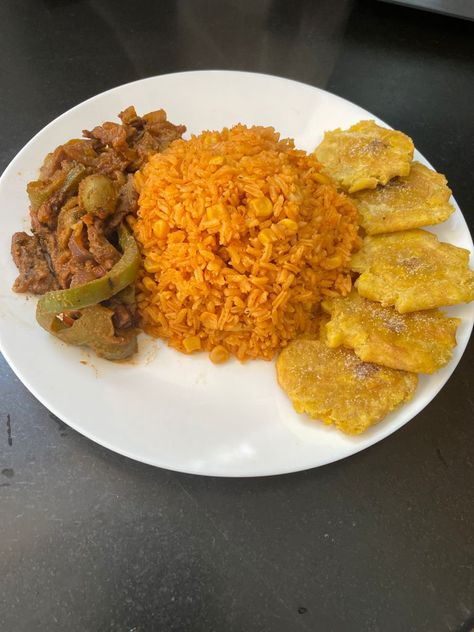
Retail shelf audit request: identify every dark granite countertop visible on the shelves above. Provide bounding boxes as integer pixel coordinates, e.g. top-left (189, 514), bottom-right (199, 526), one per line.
top-left (1, 1), bottom-right (473, 630)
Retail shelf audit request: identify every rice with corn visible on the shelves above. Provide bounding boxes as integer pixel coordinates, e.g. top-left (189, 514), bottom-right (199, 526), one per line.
top-left (133, 125), bottom-right (360, 361)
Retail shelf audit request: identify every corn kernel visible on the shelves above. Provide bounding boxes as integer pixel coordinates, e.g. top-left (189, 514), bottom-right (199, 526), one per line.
top-left (207, 260), bottom-right (222, 273)
top-left (209, 345), bottom-right (230, 364)
top-left (209, 155), bottom-right (224, 165)
top-left (169, 230), bottom-right (185, 243)
top-left (321, 255), bottom-right (343, 270)
top-left (152, 219), bottom-right (169, 239)
top-left (249, 196), bottom-right (273, 218)
top-left (183, 336), bottom-right (201, 353)
top-left (144, 258), bottom-right (160, 273)
top-left (200, 311), bottom-right (218, 329)
top-left (142, 276), bottom-right (157, 292)
top-left (206, 202), bottom-right (227, 220)
top-left (313, 172), bottom-right (331, 184)
top-left (278, 218), bottom-right (298, 233)
top-left (258, 228), bottom-right (278, 245)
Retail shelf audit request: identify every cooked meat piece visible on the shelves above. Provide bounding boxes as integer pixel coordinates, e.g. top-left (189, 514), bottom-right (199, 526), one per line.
top-left (85, 217), bottom-right (121, 270)
top-left (119, 106), bottom-right (141, 127)
top-left (132, 130), bottom-right (163, 166)
top-left (106, 174), bottom-right (138, 233)
top-left (69, 262), bottom-right (106, 287)
top-left (11, 232), bottom-right (59, 294)
top-left (107, 298), bottom-right (136, 329)
top-left (128, 120), bottom-right (186, 170)
top-left (143, 120), bottom-right (186, 151)
top-left (141, 109), bottom-right (167, 125)
top-left (95, 149), bottom-right (130, 175)
top-left (39, 146), bottom-right (70, 181)
top-left (68, 222), bottom-right (95, 263)
top-left (57, 198), bottom-right (83, 250)
top-left (84, 122), bottom-right (134, 162)
top-left (39, 231), bottom-right (73, 289)
top-left (37, 191), bottom-right (64, 227)
top-left (36, 163), bottom-right (88, 228)
top-left (60, 139), bottom-right (98, 169)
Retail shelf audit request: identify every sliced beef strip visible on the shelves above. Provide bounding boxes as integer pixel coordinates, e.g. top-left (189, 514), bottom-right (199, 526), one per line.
top-left (59, 140), bottom-right (98, 170)
top-left (106, 174), bottom-right (138, 233)
top-left (130, 130), bottom-right (163, 168)
top-left (11, 232), bottom-right (59, 294)
top-left (38, 231), bottom-right (73, 289)
top-left (85, 217), bottom-right (121, 271)
top-left (143, 120), bottom-right (186, 151)
top-left (56, 199), bottom-right (84, 250)
top-left (105, 297), bottom-right (137, 330)
top-left (127, 121), bottom-right (185, 169)
top-left (69, 261), bottom-right (106, 287)
top-left (95, 149), bottom-right (129, 176)
top-left (39, 146), bottom-right (71, 181)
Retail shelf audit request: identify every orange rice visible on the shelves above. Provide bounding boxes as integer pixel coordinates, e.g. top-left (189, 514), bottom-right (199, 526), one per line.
top-left (133, 125), bottom-right (360, 361)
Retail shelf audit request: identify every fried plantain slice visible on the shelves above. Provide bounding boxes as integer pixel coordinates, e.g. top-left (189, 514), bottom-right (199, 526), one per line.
top-left (276, 337), bottom-right (418, 434)
top-left (351, 230), bottom-right (474, 313)
top-left (314, 120), bottom-right (414, 193)
top-left (322, 291), bottom-right (459, 373)
top-left (352, 161), bottom-right (454, 235)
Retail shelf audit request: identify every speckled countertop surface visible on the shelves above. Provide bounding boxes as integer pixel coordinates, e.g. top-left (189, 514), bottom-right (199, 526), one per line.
top-left (1, 1), bottom-right (473, 630)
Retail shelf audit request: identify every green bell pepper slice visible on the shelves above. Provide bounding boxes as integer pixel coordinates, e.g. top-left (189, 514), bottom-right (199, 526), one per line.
top-left (36, 303), bottom-right (138, 361)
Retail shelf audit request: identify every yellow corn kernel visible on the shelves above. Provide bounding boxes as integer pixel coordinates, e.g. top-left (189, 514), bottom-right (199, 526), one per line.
top-left (258, 228), bottom-right (278, 245)
top-left (209, 345), bottom-right (230, 364)
top-left (209, 155), bottom-right (224, 165)
top-left (200, 311), bottom-right (218, 329)
top-left (278, 218), bottom-right (298, 233)
top-left (142, 276), bottom-right (157, 292)
top-left (207, 259), bottom-right (222, 273)
top-left (321, 254), bottom-right (343, 270)
top-left (144, 258), bottom-right (160, 273)
top-left (152, 219), bottom-right (169, 239)
top-left (168, 230), bottom-right (185, 243)
top-left (183, 336), bottom-right (201, 353)
top-left (249, 196), bottom-right (273, 218)
top-left (313, 172), bottom-right (331, 184)
top-left (204, 133), bottom-right (219, 147)
top-left (206, 202), bottom-right (227, 220)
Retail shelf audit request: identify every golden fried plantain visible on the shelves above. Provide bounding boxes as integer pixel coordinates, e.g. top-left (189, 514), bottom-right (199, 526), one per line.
top-left (276, 337), bottom-right (418, 434)
top-left (323, 291), bottom-right (459, 373)
top-left (314, 120), bottom-right (414, 193)
top-left (351, 230), bottom-right (474, 313)
top-left (352, 161), bottom-right (454, 235)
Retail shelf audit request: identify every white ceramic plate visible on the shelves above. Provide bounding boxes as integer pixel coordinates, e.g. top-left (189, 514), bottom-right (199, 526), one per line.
top-left (0, 71), bottom-right (472, 477)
